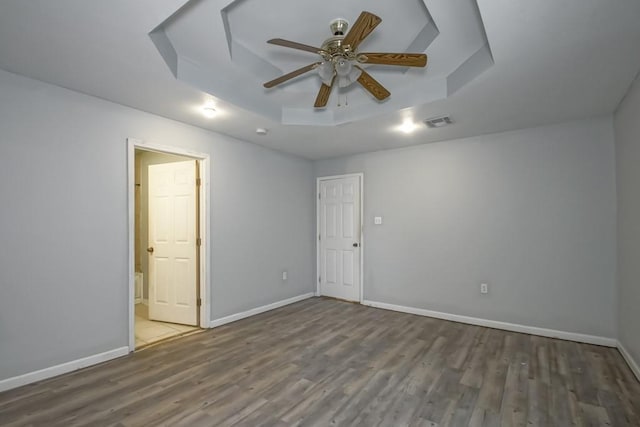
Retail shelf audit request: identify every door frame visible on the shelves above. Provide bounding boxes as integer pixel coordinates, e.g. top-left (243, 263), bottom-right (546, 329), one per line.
top-left (316, 173), bottom-right (364, 303)
top-left (126, 138), bottom-right (211, 352)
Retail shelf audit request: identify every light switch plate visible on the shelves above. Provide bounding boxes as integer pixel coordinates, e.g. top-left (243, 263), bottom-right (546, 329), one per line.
top-left (374, 216), bottom-right (383, 225)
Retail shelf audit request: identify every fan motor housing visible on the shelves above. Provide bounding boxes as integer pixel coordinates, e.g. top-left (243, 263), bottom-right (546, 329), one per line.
top-left (321, 36), bottom-right (346, 55)
top-left (323, 18), bottom-right (350, 55)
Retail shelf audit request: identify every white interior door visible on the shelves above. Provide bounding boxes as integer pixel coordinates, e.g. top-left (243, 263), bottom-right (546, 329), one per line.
top-left (319, 176), bottom-right (361, 302)
top-left (148, 160), bottom-right (198, 326)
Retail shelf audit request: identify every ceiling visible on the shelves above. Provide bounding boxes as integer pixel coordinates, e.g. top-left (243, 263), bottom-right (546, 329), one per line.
top-left (153, 0), bottom-right (491, 126)
top-left (0, 0), bottom-right (639, 160)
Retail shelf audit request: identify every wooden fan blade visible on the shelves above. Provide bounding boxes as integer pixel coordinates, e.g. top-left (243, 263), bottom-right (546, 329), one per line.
top-left (342, 11), bottom-right (382, 51)
top-left (267, 38), bottom-right (323, 54)
top-left (314, 75), bottom-right (335, 108)
top-left (263, 62), bottom-right (321, 88)
top-left (355, 66), bottom-right (390, 101)
top-left (358, 53), bottom-right (427, 67)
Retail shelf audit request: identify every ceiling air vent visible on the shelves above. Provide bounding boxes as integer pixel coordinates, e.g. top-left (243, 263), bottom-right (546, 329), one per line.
top-left (423, 115), bottom-right (453, 128)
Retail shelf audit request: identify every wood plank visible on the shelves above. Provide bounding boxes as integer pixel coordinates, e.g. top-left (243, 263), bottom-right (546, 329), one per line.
top-left (0, 297), bottom-right (638, 426)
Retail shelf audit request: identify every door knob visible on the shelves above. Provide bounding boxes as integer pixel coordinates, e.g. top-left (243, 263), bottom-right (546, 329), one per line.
top-left (353, 243), bottom-right (359, 247)
top-left (147, 247), bottom-right (154, 253)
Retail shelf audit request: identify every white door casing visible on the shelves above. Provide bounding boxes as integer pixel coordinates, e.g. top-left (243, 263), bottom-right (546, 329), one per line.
top-left (319, 175), bottom-right (362, 302)
top-left (148, 160), bottom-right (198, 326)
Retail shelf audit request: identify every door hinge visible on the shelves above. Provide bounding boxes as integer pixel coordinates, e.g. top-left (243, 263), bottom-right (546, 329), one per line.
top-left (197, 297), bottom-right (202, 307)
top-left (197, 237), bottom-right (202, 247)
top-left (318, 276), bottom-right (321, 283)
top-left (318, 193), bottom-right (321, 200)
top-left (318, 234), bottom-right (321, 241)
top-left (196, 178), bottom-right (202, 187)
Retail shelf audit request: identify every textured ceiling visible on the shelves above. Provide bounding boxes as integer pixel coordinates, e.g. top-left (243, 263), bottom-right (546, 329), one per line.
top-left (0, 0), bottom-right (639, 159)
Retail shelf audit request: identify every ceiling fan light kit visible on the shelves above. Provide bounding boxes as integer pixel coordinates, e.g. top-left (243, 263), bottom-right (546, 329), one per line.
top-left (263, 11), bottom-right (428, 108)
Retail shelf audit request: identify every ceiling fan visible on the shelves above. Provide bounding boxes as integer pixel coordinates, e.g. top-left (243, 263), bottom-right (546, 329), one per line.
top-left (263, 11), bottom-right (428, 108)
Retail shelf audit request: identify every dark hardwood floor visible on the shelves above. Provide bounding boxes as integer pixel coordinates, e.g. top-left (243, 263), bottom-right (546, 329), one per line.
top-left (1, 297), bottom-right (639, 426)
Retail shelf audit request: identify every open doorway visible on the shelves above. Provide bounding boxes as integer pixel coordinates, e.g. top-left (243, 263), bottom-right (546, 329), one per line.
top-left (128, 139), bottom-right (211, 351)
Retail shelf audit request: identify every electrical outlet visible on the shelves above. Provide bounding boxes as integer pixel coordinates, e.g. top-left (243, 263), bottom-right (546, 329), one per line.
top-left (282, 271), bottom-right (287, 281)
top-left (480, 283), bottom-right (488, 294)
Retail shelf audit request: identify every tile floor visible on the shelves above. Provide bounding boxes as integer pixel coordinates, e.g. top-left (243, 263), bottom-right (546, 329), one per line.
top-left (135, 303), bottom-right (199, 348)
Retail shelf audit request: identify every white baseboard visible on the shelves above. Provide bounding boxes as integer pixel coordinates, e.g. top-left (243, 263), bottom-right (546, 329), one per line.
top-left (209, 293), bottom-right (315, 328)
top-left (617, 342), bottom-right (640, 382)
top-left (2, 298), bottom-right (627, 394)
top-left (0, 347), bottom-right (129, 393)
top-left (362, 300), bottom-right (617, 347)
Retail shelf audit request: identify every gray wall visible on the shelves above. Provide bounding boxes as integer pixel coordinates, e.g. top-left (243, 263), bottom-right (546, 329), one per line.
top-left (314, 117), bottom-right (617, 338)
top-left (614, 72), bottom-right (640, 368)
top-left (0, 69), bottom-right (315, 380)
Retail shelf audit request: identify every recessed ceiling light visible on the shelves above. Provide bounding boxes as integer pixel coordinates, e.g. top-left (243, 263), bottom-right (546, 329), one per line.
top-left (398, 118), bottom-right (419, 134)
top-left (256, 128), bottom-right (268, 135)
top-left (202, 106), bottom-right (217, 118)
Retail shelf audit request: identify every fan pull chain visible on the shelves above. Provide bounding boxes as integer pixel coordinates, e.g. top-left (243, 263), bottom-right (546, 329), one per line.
top-left (336, 94), bottom-right (349, 108)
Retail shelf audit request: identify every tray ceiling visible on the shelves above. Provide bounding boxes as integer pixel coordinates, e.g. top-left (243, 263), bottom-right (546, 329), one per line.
top-left (152, 0), bottom-right (493, 126)
top-left (1, 0), bottom-right (639, 159)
